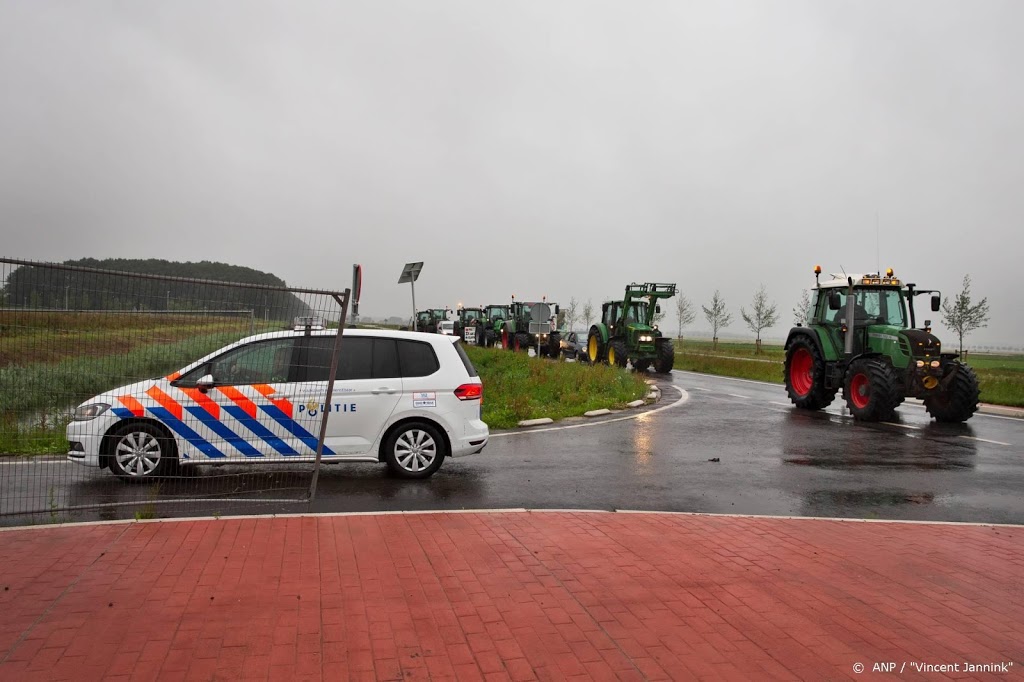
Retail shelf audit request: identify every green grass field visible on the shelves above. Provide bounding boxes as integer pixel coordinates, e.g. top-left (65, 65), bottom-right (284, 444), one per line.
top-left (0, 312), bottom-right (274, 455)
top-left (466, 347), bottom-right (650, 429)
top-left (673, 337), bottom-right (1024, 407)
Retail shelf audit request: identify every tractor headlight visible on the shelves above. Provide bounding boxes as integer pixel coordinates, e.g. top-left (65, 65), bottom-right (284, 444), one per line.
top-left (930, 360), bottom-right (940, 368)
top-left (639, 335), bottom-right (653, 342)
top-left (72, 402), bottom-right (110, 421)
top-left (916, 361), bottom-right (924, 368)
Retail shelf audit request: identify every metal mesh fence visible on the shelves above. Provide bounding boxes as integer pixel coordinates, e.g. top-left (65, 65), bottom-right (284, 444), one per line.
top-left (0, 258), bottom-right (349, 525)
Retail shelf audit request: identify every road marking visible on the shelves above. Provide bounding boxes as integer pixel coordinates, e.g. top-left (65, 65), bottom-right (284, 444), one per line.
top-left (0, 459), bottom-right (71, 466)
top-left (674, 370), bottom-right (1022, 421)
top-left (727, 394), bottom-right (750, 399)
top-left (960, 435), bottom-right (1011, 446)
top-left (886, 422), bottom-right (920, 431)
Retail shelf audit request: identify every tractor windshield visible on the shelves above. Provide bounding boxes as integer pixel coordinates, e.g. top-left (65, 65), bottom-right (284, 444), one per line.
top-left (462, 309), bottom-right (480, 321)
top-left (848, 288), bottom-right (907, 326)
top-left (486, 307), bottom-right (506, 319)
top-left (625, 302), bottom-right (646, 325)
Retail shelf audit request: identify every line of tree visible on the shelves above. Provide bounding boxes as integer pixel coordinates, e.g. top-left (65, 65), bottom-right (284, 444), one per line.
top-left (0, 258), bottom-right (315, 320)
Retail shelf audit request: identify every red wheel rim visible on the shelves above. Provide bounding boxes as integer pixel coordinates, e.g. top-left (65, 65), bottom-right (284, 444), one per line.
top-left (790, 348), bottom-right (813, 396)
top-left (514, 336), bottom-right (521, 351)
top-left (849, 373), bottom-right (870, 409)
top-left (501, 330), bottom-right (510, 349)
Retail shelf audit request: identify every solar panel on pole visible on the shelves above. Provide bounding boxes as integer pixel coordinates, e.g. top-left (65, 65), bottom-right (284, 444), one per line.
top-left (398, 262), bottom-right (424, 331)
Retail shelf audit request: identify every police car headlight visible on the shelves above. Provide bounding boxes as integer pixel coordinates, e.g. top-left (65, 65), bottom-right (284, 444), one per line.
top-left (72, 403), bottom-right (110, 421)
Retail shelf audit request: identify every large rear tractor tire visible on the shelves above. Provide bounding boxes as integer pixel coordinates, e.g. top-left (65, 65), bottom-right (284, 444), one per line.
top-left (587, 330), bottom-right (605, 364)
top-left (784, 336), bottom-right (836, 410)
top-left (843, 358), bottom-right (901, 422)
top-left (514, 333), bottom-right (529, 352)
top-left (608, 339), bottom-right (628, 368)
top-left (653, 339), bottom-right (674, 374)
top-left (548, 332), bottom-right (561, 360)
top-left (924, 360), bottom-right (980, 423)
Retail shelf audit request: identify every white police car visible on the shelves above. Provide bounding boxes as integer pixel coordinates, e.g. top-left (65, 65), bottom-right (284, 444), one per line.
top-left (66, 329), bottom-right (487, 480)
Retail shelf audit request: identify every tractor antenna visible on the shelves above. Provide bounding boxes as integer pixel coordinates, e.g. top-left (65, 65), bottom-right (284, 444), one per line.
top-left (876, 211), bottom-right (880, 276)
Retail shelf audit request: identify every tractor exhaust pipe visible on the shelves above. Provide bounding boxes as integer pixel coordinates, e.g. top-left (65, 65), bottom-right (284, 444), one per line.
top-left (844, 277), bottom-right (856, 356)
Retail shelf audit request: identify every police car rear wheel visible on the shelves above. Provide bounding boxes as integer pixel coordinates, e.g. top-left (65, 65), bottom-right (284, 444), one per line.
top-left (109, 422), bottom-right (176, 480)
top-left (384, 422), bottom-right (445, 479)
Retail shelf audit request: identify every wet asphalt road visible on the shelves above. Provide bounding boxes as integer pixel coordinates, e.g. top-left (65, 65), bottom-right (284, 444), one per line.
top-left (3, 370), bottom-right (1022, 526)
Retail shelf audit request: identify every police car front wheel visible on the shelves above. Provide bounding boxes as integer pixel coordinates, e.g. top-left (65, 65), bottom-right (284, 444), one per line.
top-left (108, 422), bottom-right (177, 481)
top-left (384, 422), bottom-right (446, 479)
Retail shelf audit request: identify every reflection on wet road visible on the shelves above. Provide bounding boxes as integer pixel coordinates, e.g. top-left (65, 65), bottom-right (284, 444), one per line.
top-left (3, 370), bottom-right (1022, 526)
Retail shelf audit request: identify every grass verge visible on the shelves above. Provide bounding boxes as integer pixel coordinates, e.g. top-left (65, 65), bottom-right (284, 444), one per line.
top-left (466, 347), bottom-right (650, 429)
top-left (674, 338), bottom-right (1024, 407)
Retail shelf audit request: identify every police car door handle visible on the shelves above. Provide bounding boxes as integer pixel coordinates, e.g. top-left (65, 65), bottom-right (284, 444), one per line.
top-left (372, 387), bottom-right (398, 395)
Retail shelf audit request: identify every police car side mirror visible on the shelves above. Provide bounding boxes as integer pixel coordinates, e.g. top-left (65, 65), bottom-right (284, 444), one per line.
top-left (196, 374), bottom-right (215, 392)
top-left (931, 294), bottom-right (940, 312)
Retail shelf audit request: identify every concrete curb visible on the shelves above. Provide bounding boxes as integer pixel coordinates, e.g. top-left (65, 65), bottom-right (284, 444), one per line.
top-left (584, 409), bottom-right (612, 418)
top-left (516, 417), bottom-right (554, 427)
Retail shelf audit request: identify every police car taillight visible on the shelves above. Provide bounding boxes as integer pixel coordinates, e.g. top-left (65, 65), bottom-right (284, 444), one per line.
top-left (454, 383), bottom-right (483, 402)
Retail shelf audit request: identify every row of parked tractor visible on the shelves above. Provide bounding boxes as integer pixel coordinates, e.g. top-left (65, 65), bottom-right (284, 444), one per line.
top-left (410, 283), bottom-right (678, 374)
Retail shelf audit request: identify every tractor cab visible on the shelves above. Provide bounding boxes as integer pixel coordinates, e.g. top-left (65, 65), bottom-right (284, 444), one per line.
top-left (813, 276), bottom-right (909, 356)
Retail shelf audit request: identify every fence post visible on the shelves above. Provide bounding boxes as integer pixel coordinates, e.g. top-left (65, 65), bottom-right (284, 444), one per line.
top-left (308, 292), bottom-right (351, 502)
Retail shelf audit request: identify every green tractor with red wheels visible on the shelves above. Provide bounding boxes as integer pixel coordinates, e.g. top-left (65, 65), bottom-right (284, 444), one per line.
top-left (784, 266), bottom-right (980, 422)
top-left (587, 283), bottom-right (676, 373)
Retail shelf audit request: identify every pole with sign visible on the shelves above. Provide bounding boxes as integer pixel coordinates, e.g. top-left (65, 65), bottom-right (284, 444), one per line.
top-left (398, 262), bottom-right (424, 331)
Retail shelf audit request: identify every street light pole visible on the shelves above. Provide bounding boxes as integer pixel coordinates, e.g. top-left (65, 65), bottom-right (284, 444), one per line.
top-left (411, 279), bottom-right (417, 331)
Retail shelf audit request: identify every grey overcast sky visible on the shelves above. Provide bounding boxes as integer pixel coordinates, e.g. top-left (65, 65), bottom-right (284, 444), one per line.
top-left (1, 1), bottom-right (1021, 345)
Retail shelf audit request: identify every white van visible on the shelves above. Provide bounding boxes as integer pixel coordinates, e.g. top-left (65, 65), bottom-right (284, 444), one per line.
top-left (66, 329), bottom-right (487, 480)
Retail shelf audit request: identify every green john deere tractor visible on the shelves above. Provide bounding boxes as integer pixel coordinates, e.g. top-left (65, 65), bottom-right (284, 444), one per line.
top-left (481, 304), bottom-right (510, 347)
top-left (588, 283), bottom-right (676, 373)
top-left (414, 310), bottom-right (439, 334)
top-left (500, 297), bottom-right (561, 356)
top-left (455, 306), bottom-right (487, 346)
top-left (784, 266), bottom-right (980, 422)
top-left (414, 308), bottom-right (452, 334)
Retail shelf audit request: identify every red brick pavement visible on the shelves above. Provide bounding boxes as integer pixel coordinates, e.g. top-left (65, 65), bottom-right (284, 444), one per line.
top-left (0, 511), bottom-right (1021, 681)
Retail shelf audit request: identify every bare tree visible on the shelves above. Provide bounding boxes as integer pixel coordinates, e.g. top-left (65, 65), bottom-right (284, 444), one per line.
top-left (561, 297), bottom-right (579, 331)
top-left (675, 294), bottom-right (696, 339)
top-left (702, 290), bottom-right (732, 350)
top-left (941, 274), bottom-right (990, 356)
top-left (792, 290), bottom-right (811, 326)
top-left (741, 284), bottom-right (780, 354)
top-left (581, 299), bottom-right (594, 329)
